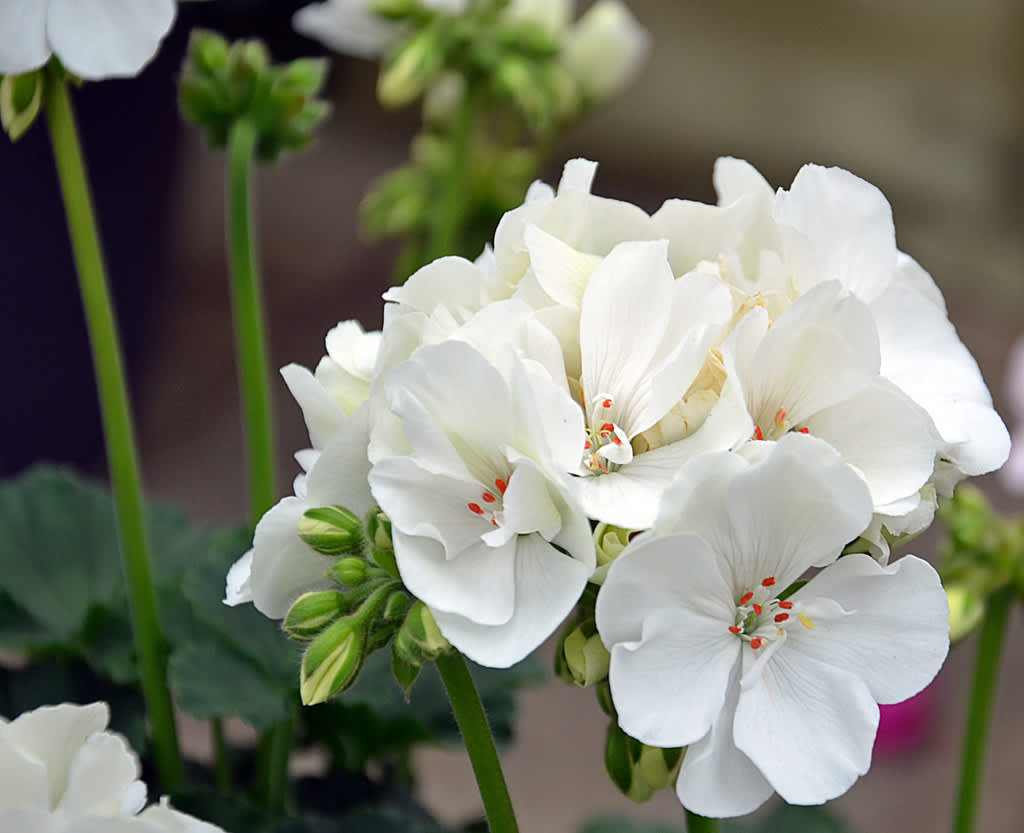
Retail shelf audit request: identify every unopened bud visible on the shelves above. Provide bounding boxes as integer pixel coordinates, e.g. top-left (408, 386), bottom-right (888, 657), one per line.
top-left (592, 523), bottom-right (636, 584)
top-left (561, 0), bottom-right (650, 102)
top-left (298, 505), bottom-right (364, 556)
top-left (378, 27), bottom-right (446, 109)
top-left (946, 583), bottom-right (985, 643)
top-left (495, 55), bottom-right (549, 131)
top-left (190, 30), bottom-right (230, 76)
top-left (371, 0), bottom-right (420, 19)
top-left (604, 723), bottom-right (682, 803)
top-left (383, 590), bottom-right (411, 621)
top-left (367, 510), bottom-right (400, 578)
top-left (284, 590), bottom-right (346, 640)
top-left (1, 71), bottom-right (44, 141)
top-left (562, 620), bottom-right (610, 688)
top-left (300, 616), bottom-right (366, 704)
top-left (328, 556), bottom-right (369, 587)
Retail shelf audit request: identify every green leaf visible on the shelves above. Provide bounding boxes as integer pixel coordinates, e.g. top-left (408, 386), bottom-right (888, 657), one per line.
top-left (749, 803), bottom-right (851, 833)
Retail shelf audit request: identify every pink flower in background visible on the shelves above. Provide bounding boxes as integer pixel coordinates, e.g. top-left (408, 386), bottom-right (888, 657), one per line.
top-left (999, 335), bottom-right (1024, 495)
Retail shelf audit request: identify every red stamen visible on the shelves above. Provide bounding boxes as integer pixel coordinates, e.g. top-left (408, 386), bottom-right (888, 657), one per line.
top-left (739, 591), bottom-right (753, 605)
top-left (491, 519), bottom-right (499, 527)
top-left (774, 613), bottom-right (790, 623)
top-left (778, 601), bottom-right (793, 609)
top-left (602, 398), bottom-right (612, 408)
top-left (481, 492), bottom-right (496, 503)
top-left (584, 440), bottom-right (592, 449)
top-left (468, 503), bottom-right (484, 515)
top-left (612, 434), bottom-right (622, 445)
top-left (750, 638), bottom-right (763, 650)
top-left (761, 576), bottom-right (776, 587)
top-left (600, 422), bottom-right (614, 433)
top-left (774, 408), bottom-right (786, 429)
top-left (753, 603), bottom-right (764, 616)
top-left (754, 425), bottom-right (764, 441)
top-left (728, 625), bottom-right (742, 634)
top-left (495, 478), bottom-right (507, 494)
top-left (797, 427), bottom-right (809, 434)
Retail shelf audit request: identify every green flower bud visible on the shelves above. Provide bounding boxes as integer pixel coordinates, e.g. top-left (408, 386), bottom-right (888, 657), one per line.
top-left (371, 0), bottom-right (420, 20)
top-left (383, 589), bottom-right (412, 621)
top-left (189, 29), bottom-right (231, 76)
top-left (562, 620), bottom-right (610, 688)
top-left (378, 27), bottom-right (446, 109)
top-left (592, 523), bottom-right (636, 584)
top-left (366, 509), bottom-right (401, 579)
top-left (300, 615), bottom-right (366, 704)
top-left (946, 582), bottom-right (986, 643)
top-left (298, 505), bottom-right (364, 556)
top-left (284, 590), bottom-right (346, 640)
top-left (328, 556), bottom-right (370, 587)
top-left (361, 166), bottom-right (431, 239)
top-left (604, 723), bottom-right (682, 803)
top-left (1, 71), bottom-right (44, 141)
top-left (494, 54), bottom-right (547, 131)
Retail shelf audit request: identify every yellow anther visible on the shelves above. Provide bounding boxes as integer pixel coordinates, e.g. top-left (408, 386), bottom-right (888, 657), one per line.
top-left (798, 613), bottom-right (816, 630)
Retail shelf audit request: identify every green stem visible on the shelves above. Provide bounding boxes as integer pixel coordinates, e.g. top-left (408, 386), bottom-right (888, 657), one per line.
top-left (685, 809), bottom-right (720, 833)
top-left (226, 118), bottom-right (277, 520)
top-left (257, 715), bottom-right (295, 815)
top-left (423, 81), bottom-right (478, 264)
top-left (436, 652), bottom-right (519, 833)
top-left (212, 718), bottom-right (231, 793)
top-left (952, 585), bottom-right (1013, 833)
top-left (43, 71), bottom-right (183, 790)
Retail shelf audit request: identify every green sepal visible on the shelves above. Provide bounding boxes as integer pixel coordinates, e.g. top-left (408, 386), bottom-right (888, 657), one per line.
top-left (561, 618), bottom-right (610, 688)
top-left (604, 722), bottom-right (682, 804)
top-left (327, 555), bottom-right (369, 587)
top-left (1, 70), bottom-right (44, 141)
top-left (298, 505), bottom-right (364, 556)
top-left (391, 643), bottom-right (422, 699)
top-left (283, 590), bottom-right (346, 640)
top-left (367, 509), bottom-right (401, 579)
top-left (377, 24), bottom-right (447, 109)
top-left (300, 615), bottom-right (366, 705)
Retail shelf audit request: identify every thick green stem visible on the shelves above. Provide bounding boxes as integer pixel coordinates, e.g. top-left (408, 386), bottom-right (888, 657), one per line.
top-left (43, 72), bottom-right (183, 790)
top-left (256, 715), bottom-right (295, 814)
top-left (212, 718), bottom-right (231, 793)
top-left (685, 810), bottom-right (720, 833)
top-left (952, 585), bottom-right (1013, 833)
top-left (436, 652), bottom-right (519, 833)
top-left (423, 82), bottom-right (478, 264)
top-left (226, 118), bottom-right (277, 521)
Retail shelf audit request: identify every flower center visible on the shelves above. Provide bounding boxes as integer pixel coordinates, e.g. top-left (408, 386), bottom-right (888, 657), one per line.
top-left (751, 407), bottom-right (810, 442)
top-left (581, 394), bottom-right (632, 475)
top-left (727, 575), bottom-right (816, 650)
top-left (466, 477), bottom-right (508, 528)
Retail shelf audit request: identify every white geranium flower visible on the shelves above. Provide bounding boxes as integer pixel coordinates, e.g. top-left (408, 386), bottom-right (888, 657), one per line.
top-left (561, 0), bottom-right (650, 102)
top-left (368, 340), bottom-right (595, 667)
top-left (571, 238), bottom-right (740, 529)
top-left (596, 435), bottom-right (949, 817)
top-left (0, 703), bottom-right (223, 832)
top-left (225, 405), bottom-right (374, 618)
top-left (0, 0), bottom-right (183, 81)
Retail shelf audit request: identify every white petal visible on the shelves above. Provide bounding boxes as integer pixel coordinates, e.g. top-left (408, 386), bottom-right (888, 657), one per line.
top-left (292, 0), bottom-right (400, 59)
top-left (713, 157), bottom-right (773, 206)
top-left (433, 534), bottom-right (590, 667)
top-left (5, 702), bottom-right (109, 809)
top-left (561, 0), bottom-right (650, 101)
top-left (0, 0), bottom-right (50, 75)
top-left (500, 462), bottom-right (562, 540)
top-left (281, 364), bottom-right (346, 450)
top-left (48, 0), bottom-right (175, 80)
top-left (391, 529), bottom-right (516, 626)
top-left (137, 797), bottom-right (226, 833)
top-left (383, 256), bottom-right (484, 319)
top-left (0, 733), bottom-right (49, 811)
top-left (734, 644), bottom-right (879, 806)
top-left (0, 809), bottom-right (60, 833)
top-left (58, 731), bottom-right (143, 816)
top-left (675, 664), bottom-right (774, 818)
top-left (790, 553), bottom-right (949, 704)
top-left (599, 534), bottom-right (738, 747)
top-left (223, 549), bottom-right (254, 606)
top-left (523, 224), bottom-right (602, 308)
top-left (304, 404), bottom-right (374, 516)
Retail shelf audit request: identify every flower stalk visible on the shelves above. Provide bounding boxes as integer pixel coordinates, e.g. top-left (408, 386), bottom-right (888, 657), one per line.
top-left (952, 584), bottom-right (1014, 833)
top-left (436, 651), bottom-right (519, 833)
top-left (42, 69), bottom-right (183, 790)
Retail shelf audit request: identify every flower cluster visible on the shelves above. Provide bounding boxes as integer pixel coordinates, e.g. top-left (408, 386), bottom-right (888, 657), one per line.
top-left (0, 702), bottom-right (223, 832)
top-left (228, 157), bottom-right (1008, 815)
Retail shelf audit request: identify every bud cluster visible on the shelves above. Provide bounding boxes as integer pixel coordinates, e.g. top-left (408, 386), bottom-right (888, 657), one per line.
top-left (283, 503), bottom-right (450, 705)
top-left (179, 31), bottom-right (330, 162)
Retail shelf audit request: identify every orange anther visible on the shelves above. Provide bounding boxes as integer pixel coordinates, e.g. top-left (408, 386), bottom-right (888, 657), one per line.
top-left (750, 638), bottom-right (763, 650)
top-left (481, 492), bottom-right (496, 504)
top-left (728, 625), bottom-right (742, 634)
top-left (612, 434), bottom-right (622, 445)
top-left (778, 600), bottom-right (793, 609)
top-left (600, 422), bottom-right (614, 433)
top-left (774, 613), bottom-right (790, 623)
top-left (602, 398), bottom-right (612, 408)
top-left (491, 519), bottom-right (499, 527)
top-left (774, 408), bottom-right (786, 429)
top-left (753, 603), bottom-right (764, 616)
top-left (468, 503), bottom-right (484, 515)
top-left (761, 576), bottom-right (776, 587)
top-left (754, 425), bottom-right (764, 441)
top-left (739, 591), bottom-right (753, 605)
top-left (585, 440), bottom-right (592, 449)
top-left (495, 478), bottom-right (508, 494)
top-left (797, 427), bottom-right (809, 434)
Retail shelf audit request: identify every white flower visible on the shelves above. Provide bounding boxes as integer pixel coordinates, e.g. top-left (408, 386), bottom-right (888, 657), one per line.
top-left (368, 340), bottom-right (595, 667)
top-left (0, 702), bottom-right (223, 832)
top-left (0, 0), bottom-right (183, 81)
top-left (596, 435), bottom-right (949, 817)
top-left (225, 405), bottom-right (374, 618)
top-left (1000, 335), bottom-right (1024, 495)
top-left (561, 0), bottom-right (650, 101)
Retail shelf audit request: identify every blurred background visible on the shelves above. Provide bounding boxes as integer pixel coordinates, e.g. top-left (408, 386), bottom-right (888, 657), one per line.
top-left (2, 0), bottom-right (1022, 830)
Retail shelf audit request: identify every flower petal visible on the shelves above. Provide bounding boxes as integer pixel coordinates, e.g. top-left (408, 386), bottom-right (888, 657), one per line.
top-left (58, 731), bottom-right (144, 816)
top-left (281, 364), bottom-right (346, 451)
top-left (0, 0), bottom-right (50, 75)
top-left (48, 0), bottom-right (175, 80)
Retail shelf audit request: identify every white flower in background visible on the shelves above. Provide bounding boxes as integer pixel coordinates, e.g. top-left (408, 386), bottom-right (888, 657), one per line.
top-left (368, 340), bottom-right (595, 667)
top-left (0, 0), bottom-right (187, 81)
top-left (596, 435), bottom-right (949, 817)
top-left (1000, 334), bottom-right (1024, 495)
top-left (0, 702), bottom-right (223, 832)
top-left (561, 0), bottom-right (650, 101)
